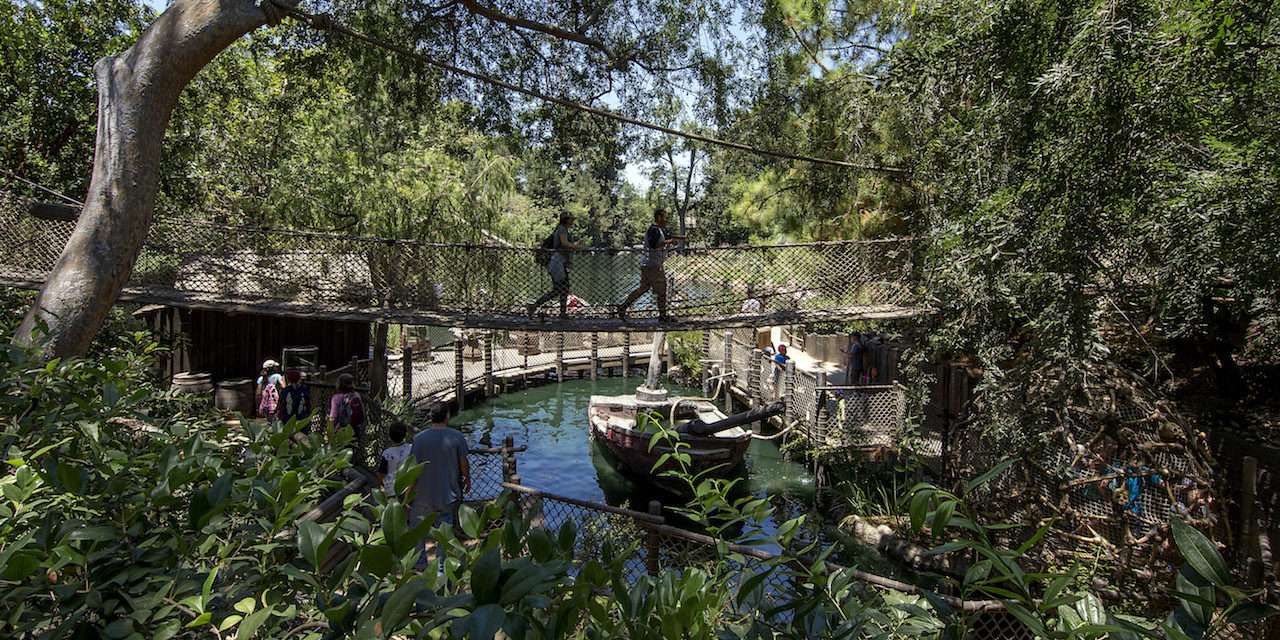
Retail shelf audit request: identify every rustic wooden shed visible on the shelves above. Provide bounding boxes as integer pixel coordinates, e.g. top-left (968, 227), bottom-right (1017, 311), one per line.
top-left (137, 305), bottom-right (371, 382)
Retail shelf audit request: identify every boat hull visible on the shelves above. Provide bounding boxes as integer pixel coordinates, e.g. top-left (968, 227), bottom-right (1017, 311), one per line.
top-left (588, 396), bottom-right (751, 490)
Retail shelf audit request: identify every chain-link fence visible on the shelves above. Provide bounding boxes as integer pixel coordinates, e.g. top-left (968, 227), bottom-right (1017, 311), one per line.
top-left (706, 330), bottom-right (908, 454)
top-left (1, 191), bottom-right (917, 329)
top-left (498, 482), bottom-right (1032, 637)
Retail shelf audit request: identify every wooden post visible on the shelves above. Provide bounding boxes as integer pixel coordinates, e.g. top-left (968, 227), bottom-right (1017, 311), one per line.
top-left (1243, 456), bottom-right (1261, 585)
top-left (784, 361), bottom-right (796, 423)
top-left (722, 331), bottom-right (734, 414)
top-left (402, 346), bottom-right (413, 399)
top-left (645, 500), bottom-right (662, 576)
top-left (484, 333), bottom-right (495, 397)
top-left (814, 372), bottom-right (828, 442)
top-left (664, 337), bottom-right (675, 373)
top-left (556, 332), bottom-right (565, 381)
top-left (590, 332), bottom-right (599, 381)
top-left (748, 348), bottom-right (762, 408)
top-left (454, 340), bottom-right (465, 411)
top-left (503, 435), bottom-right (516, 481)
top-left (622, 333), bottom-right (631, 379)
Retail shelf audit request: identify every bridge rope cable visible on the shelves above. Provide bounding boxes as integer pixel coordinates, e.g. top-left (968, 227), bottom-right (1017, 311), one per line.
top-left (1, 170), bottom-right (84, 207)
top-left (269, 1), bottom-right (909, 174)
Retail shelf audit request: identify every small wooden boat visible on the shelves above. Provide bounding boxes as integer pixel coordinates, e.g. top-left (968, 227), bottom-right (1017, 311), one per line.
top-left (588, 394), bottom-right (788, 490)
top-left (589, 395), bottom-right (748, 482)
top-left (589, 332), bottom-right (784, 491)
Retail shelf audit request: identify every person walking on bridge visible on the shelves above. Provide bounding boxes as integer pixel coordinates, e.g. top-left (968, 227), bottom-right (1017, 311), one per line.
top-left (618, 208), bottom-right (683, 323)
top-left (528, 213), bottom-right (583, 318)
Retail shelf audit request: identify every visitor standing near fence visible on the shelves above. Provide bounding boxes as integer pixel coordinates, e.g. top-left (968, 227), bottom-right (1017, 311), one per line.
top-left (841, 332), bottom-right (864, 386)
top-left (528, 213), bottom-right (583, 318)
top-left (409, 402), bottom-right (471, 570)
top-left (618, 208), bottom-right (684, 323)
top-left (329, 373), bottom-right (367, 465)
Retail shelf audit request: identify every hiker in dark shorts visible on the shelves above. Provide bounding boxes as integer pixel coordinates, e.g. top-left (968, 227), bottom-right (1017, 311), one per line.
top-left (618, 208), bottom-right (683, 323)
top-left (528, 213), bottom-right (583, 318)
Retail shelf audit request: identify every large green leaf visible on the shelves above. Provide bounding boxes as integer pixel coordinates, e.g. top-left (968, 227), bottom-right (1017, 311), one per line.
top-left (471, 548), bottom-right (502, 605)
top-left (380, 577), bottom-right (427, 634)
top-left (360, 544), bottom-right (395, 578)
top-left (381, 501), bottom-right (408, 555)
top-left (963, 458), bottom-right (1018, 494)
top-left (468, 604), bottom-right (506, 640)
top-left (298, 520), bottom-right (325, 570)
top-left (1175, 566), bottom-right (1214, 627)
top-left (1170, 518), bottom-right (1230, 586)
top-left (236, 605), bottom-right (273, 639)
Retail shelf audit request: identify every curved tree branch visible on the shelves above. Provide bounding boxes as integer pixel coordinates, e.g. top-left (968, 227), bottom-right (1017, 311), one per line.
top-left (457, 0), bottom-right (610, 55)
top-left (789, 24), bottom-right (830, 74)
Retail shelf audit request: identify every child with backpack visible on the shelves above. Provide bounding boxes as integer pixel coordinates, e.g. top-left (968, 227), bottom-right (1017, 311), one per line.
top-left (257, 359), bottom-right (282, 423)
top-left (329, 373), bottom-right (367, 465)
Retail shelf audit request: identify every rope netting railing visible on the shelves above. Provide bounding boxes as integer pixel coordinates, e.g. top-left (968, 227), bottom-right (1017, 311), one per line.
top-left (0, 192), bottom-right (921, 330)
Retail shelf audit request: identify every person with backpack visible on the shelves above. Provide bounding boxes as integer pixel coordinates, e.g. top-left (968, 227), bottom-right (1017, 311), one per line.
top-left (257, 359), bottom-right (282, 422)
top-left (527, 213), bottom-right (582, 318)
top-left (328, 373), bottom-right (367, 465)
top-left (277, 368), bottom-right (312, 432)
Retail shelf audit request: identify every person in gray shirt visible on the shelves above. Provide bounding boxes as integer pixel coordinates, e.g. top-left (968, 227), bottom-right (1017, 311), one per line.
top-left (409, 402), bottom-right (471, 529)
top-left (618, 208), bottom-right (683, 323)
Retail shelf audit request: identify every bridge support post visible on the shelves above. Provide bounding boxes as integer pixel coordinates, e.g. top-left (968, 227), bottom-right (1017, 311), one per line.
top-left (701, 331), bottom-right (711, 394)
top-left (784, 361), bottom-right (796, 425)
top-left (748, 349), bottom-right (762, 408)
top-left (503, 435), bottom-right (517, 482)
top-left (454, 340), bottom-right (465, 411)
top-left (402, 346), bottom-right (413, 400)
top-left (645, 500), bottom-right (662, 576)
top-left (814, 372), bottom-right (827, 442)
top-left (484, 333), bottom-right (494, 398)
top-left (590, 332), bottom-right (599, 381)
top-left (722, 331), bottom-right (734, 414)
top-left (622, 333), bottom-right (631, 379)
top-left (555, 332), bottom-right (565, 381)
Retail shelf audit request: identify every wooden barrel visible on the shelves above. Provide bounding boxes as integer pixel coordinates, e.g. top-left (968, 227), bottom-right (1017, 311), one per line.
top-left (215, 378), bottom-right (255, 415)
top-left (171, 372), bottom-right (213, 395)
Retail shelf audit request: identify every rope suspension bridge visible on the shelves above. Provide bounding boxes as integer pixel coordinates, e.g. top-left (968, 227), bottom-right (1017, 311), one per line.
top-left (0, 191), bottom-right (924, 331)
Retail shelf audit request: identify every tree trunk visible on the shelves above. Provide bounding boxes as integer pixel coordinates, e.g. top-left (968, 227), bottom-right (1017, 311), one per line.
top-left (15, 0), bottom-right (273, 357)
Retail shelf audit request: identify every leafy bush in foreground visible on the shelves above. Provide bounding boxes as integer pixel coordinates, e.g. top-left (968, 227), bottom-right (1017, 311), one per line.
top-left (2, 332), bottom-right (1276, 638)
